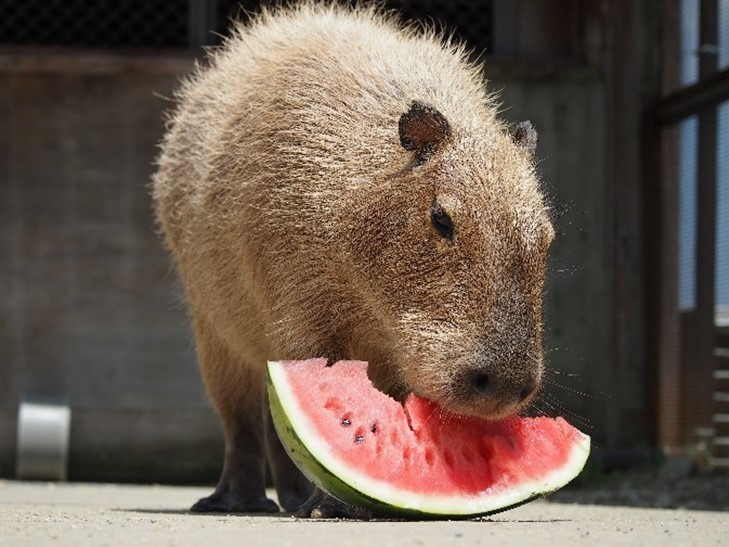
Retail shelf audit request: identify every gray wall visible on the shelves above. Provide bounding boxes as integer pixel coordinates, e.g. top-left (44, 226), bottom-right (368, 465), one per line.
top-left (0, 49), bottom-right (643, 481)
top-left (0, 55), bottom-right (221, 482)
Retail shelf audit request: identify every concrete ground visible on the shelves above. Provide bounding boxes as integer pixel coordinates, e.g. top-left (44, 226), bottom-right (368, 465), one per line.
top-left (0, 480), bottom-right (726, 546)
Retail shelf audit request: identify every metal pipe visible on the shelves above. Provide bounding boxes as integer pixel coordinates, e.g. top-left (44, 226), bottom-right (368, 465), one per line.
top-left (16, 400), bottom-right (71, 481)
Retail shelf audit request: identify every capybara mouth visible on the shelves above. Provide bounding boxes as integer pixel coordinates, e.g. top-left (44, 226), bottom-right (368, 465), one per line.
top-left (427, 393), bottom-right (535, 421)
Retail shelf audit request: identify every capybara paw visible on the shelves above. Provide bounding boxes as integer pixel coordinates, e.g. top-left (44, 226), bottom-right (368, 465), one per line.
top-left (277, 477), bottom-right (315, 512)
top-left (277, 491), bottom-right (311, 513)
top-left (190, 492), bottom-right (279, 513)
top-left (278, 492), bottom-right (309, 513)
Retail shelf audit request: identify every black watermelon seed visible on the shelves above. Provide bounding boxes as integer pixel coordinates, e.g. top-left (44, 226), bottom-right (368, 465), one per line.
top-left (354, 435), bottom-right (365, 444)
top-left (341, 417), bottom-right (352, 426)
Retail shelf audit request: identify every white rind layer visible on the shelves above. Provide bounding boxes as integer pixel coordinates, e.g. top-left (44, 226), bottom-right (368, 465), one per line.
top-left (268, 360), bottom-right (591, 516)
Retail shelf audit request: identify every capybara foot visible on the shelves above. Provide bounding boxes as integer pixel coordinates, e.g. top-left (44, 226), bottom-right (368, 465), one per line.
top-left (190, 491), bottom-right (279, 513)
top-left (277, 479), bottom-right (315, 513)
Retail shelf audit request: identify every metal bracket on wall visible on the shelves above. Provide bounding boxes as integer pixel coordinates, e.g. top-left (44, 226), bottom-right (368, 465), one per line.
top-left (16, 399), bottom-right (71, 481)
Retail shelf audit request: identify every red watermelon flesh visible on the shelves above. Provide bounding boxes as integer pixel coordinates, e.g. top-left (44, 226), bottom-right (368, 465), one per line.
top-left (267, 358), bottom-right (590, 517)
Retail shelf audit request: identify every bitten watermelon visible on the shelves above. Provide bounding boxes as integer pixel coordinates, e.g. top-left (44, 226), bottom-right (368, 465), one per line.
top-left (267, 358), bottom-right (590, 519)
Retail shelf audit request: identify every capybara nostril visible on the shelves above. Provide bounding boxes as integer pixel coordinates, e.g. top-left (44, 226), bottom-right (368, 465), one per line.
top-left (468, 370), bottom-right (491, 394)
top-left (519, 377), bottom-right (538, 402)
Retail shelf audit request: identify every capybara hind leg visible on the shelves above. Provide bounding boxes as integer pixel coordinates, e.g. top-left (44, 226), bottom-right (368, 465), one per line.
top-left (263, 390), bottom-right (314, 512)
top-left (190, 319), bottom-right (278, 513)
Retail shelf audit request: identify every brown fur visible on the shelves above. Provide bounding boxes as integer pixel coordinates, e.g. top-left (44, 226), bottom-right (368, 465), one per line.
top-left (153, 2), bottom-right (554, 514)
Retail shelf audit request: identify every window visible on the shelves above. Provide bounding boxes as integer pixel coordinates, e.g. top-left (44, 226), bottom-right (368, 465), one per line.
top-left (658, 0), bottom-right (729, 468)
top-left (678, 116), bottom-right (699, 312)
top-left (717, 101), bottom-right (729, 325)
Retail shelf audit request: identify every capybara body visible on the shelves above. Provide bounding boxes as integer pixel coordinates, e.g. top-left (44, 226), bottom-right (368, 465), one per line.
top-left (153, 2), bottom-right (554, 515)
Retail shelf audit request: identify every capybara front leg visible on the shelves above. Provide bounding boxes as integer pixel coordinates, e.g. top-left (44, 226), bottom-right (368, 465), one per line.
top-left (191, 416), bottom-right (279, 513)
top-left (190, 318), bottom-right (278, 513)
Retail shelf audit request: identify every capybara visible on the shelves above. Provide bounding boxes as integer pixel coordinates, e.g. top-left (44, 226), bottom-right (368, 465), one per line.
top-left (153, 2), bottom-right (553, 516)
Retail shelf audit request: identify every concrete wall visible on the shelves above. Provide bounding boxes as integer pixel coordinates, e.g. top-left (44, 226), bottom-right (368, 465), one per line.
top-left (0, 48), bottom-right (646, 481)
top-left (0, 54), bottom-right (221, 482)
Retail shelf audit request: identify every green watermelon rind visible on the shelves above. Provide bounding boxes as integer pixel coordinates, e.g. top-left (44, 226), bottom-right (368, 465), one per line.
top-left (266, 360), bottom-right (591, 519)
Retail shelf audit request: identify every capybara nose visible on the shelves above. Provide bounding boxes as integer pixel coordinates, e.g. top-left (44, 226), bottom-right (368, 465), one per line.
top-left (465, 367), bottom-right (538, 404)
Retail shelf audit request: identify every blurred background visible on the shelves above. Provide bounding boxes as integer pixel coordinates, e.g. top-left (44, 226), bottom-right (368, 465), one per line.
top-left (0, 0), bottom-right (727, 496)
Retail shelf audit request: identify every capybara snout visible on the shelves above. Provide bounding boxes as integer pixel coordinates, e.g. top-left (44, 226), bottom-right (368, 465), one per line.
top-left (458, 355), bottom-right (543, 418)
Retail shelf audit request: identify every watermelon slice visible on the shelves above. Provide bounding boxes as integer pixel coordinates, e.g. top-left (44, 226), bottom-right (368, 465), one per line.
top-left (267, 358), bottom-right (590, 519)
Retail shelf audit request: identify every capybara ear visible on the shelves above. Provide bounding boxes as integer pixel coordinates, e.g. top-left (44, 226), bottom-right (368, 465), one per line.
top-left (399, 101), bottom-right (451, 164)
top-left (510, 121), bottom-right (538, 156)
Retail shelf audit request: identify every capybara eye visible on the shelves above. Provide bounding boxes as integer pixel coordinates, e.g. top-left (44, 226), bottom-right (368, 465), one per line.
top-left (430, 203), bottom-right (454, 240)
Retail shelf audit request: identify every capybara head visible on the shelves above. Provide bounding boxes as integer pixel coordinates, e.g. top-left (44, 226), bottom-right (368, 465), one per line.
top-left (344, 102), bottom-right (553, 420)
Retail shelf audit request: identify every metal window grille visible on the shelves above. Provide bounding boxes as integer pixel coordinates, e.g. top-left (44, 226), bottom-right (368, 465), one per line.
top-left (393, 0), bottom-right (493, 54)
top-left (0, 0), bottom-right (189, 49)
top-left (0, 0), bottom-right (492, 52)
